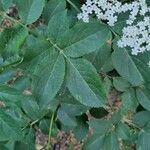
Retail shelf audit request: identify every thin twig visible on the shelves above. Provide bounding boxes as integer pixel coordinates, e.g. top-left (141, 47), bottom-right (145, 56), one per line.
top-left (46, 112), bottom-right (55, 150)
top-left (66, 0), bottom-right (80, 12)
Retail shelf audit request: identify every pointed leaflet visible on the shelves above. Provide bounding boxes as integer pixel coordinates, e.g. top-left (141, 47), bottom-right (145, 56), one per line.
top-left (57, 21), bottom-right (111, 57)
top-left (16, 0), bottom-right (45, 24)
top-left (112, 43), bottom-right (143, 86)
top-left (0, 25), bottom-right (28, 60)
top-left (48, 10), bottom-right (69, 42)
top-left (67, 58), bottom-right (106, 107)
top-left (32, 48), bottom-right (65, 109)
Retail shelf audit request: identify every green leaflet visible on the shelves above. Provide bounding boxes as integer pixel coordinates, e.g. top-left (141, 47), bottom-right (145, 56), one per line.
top-left (112, 44), bottom-right (143, 86)
top-left (16, 0), bottom-right (45, 24)
top-left (67, 58), bottom-right (106, 107)
top-left (48, 10), bottom-right (69, 42)
top-left (32, 48), bottom-right (65, 109)
top-left (57, 21), bottom-right (111, 57)
top-left (0, 25), bottom-right (28, 60)
top-left (43, 0), bottom-right (66, 23)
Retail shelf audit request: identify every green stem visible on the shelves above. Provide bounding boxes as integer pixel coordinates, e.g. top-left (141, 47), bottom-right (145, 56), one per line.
top-left (47, 112), bottom-right (55, 150)
top-left (66, 0), bottom-right (80, 12)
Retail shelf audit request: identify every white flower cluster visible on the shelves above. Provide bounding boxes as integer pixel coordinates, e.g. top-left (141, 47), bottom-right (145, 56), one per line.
top-left (78, 0), bottom-right (150, 56)
top-left (118, 17), bottom-right (150, 55)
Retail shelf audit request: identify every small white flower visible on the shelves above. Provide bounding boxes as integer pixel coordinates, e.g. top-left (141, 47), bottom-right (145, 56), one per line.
top-left (78, 0), bottom-right (150, 56)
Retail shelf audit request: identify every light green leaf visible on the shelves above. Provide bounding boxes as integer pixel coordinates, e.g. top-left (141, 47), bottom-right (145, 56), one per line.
top-left (67, 58), bottom-right (106, 107)
top-left (57, 21), bottom-right (111, 57)
top-left (16, 0), bottom-right (45, 24)
top-left (0, 25), bottom-right (28, 60)
top-left (32, 49), bottom-right (65, 109)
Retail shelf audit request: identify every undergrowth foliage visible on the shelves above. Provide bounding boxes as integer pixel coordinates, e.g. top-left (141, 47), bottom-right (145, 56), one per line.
top-left (0, 0), bottom-right (149, 150)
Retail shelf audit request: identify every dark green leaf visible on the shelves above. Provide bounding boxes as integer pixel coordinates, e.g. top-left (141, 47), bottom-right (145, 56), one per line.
top-left (57, 21), bottom-right (111, 57)
top-left (67, 58), bottom-right (106, 107)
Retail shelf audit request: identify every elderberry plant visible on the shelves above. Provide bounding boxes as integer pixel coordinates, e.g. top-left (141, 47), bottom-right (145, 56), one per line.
top-left (0, 0), bottom-right (149, 150)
